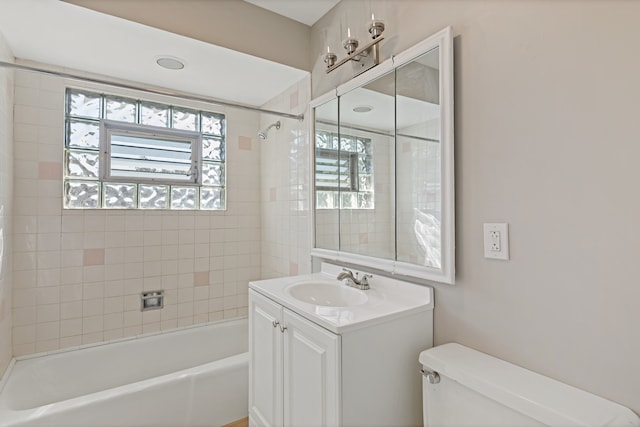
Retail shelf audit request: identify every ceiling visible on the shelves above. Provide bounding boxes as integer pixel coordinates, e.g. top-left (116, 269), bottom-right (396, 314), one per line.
top-left (0, 0), bottom-right (314, 107)
top-left (244, 0), bottom-right (340, 26)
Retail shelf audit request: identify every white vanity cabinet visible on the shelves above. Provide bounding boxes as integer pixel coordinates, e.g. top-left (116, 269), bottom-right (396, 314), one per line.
top-left (249, 290), bottom-right (340, 427)
top-left (249, 265), bottom-right (434, 427)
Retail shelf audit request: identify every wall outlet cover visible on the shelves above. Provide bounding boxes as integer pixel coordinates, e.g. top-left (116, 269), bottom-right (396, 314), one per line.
top-left (483, 223), bottom-right (509, 260)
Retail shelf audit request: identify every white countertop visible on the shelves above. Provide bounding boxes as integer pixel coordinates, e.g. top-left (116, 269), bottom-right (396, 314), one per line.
top-left (249, 263), bottom-right (434, 334)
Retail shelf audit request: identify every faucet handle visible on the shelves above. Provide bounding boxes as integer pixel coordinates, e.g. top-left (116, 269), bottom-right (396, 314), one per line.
top-left (360, 274), bottom-right (373, 286)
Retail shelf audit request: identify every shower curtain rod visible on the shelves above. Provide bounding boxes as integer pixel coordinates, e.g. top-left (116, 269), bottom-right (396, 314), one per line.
top-left (0, 61), bottom-right (304, 121)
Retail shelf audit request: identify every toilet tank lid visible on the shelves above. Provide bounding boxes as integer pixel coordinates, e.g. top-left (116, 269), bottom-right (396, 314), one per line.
top-left (419, 343), bottom-right (640, 427)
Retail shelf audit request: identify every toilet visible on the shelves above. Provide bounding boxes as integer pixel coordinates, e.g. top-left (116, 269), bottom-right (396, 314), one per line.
top-left (419, 343), bottom-right (640, 426)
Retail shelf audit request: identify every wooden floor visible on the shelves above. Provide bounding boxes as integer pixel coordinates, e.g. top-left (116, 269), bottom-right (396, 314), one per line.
top-left (221, 417), bottom-right (248, 427)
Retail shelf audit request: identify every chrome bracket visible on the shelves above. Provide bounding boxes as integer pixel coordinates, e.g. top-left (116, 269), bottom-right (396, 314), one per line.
top-left (325, 37), bottom-right (384, 77)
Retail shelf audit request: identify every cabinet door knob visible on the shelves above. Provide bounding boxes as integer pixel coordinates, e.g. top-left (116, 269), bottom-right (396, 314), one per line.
top-left (280, 325), bottom-right (287, 333)
top-left (272, 320), bottom-right (279, 328)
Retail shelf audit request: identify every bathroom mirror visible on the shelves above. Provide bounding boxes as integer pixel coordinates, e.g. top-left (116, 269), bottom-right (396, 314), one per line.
top-left (311, 27), bottom-right (454, 284)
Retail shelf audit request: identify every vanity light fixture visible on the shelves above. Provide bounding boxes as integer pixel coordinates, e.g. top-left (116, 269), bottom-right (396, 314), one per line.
top-left (322, 14), bottom-right (386, 76)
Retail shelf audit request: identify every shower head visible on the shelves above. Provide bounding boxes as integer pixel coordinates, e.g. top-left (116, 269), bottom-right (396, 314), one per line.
top-left (258, 121), bottom-right (281, 140)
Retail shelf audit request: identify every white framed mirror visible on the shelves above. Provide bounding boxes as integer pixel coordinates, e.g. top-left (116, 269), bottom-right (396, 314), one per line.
top-left (310, 27), bottom-right (454, 284)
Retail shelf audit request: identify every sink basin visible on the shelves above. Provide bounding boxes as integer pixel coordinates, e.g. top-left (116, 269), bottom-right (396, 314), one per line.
top-left (285, 281), bottom-right (368, 307)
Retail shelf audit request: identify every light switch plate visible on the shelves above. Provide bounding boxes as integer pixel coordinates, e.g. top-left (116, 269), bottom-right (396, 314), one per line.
top-left (483, 223), bottom-right (509, 260)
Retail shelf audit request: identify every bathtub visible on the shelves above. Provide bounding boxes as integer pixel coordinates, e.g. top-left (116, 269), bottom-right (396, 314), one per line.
top-left (0, 319), bottom-right (248, 427)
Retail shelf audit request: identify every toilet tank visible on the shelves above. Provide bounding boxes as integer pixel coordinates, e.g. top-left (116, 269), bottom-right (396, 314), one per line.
top-left (419, 343), bottom-right (640, 427)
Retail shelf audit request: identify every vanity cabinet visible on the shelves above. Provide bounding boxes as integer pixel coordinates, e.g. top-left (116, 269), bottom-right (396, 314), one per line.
top-left (248, 282), bottom-right (433, 427)
top-left (249, 290), bottom-right (340, 427)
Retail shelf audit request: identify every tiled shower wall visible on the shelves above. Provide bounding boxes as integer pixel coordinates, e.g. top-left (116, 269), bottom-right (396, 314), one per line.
top-left (0, 33), bottom-right (14, 374)
top-left (260, 76), bottom-right (312, 278)
top-left (11, 67), bottom-right (262, 355)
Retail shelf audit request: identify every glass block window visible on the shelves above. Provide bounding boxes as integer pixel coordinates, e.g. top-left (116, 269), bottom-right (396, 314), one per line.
top-left (315, 131), bottom-right (374, 210)
top-left (64, 88), bottom-right (226, 210)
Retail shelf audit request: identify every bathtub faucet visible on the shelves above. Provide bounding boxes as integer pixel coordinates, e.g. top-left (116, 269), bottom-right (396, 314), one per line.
top-left (337, 268), bottom-right (372, 290)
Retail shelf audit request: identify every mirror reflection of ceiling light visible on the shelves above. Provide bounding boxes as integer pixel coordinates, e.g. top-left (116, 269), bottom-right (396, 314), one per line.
top-left (353, 105), bottom-right (373, 113)
top-left (156, 56), bottom-right (185, 70)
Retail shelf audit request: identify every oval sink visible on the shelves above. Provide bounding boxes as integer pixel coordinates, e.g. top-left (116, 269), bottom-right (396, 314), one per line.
top-left (285, 281), bottom-right (368, 307)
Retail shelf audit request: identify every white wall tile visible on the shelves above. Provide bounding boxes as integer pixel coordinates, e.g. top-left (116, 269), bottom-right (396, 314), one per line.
top-left (36, 303), bottom-right (59, 323)
top-left (60, 301), bottom-right (83, 320)
top-left (13, 306), bottom-right (36, 327)
top-left (60, 318), bottom-right (82, 338)
top-left (103, 314), bottom-right (124, 335)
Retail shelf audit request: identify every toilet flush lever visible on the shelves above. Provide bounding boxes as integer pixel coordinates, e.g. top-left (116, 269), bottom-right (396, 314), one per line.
top-left (420, 368), bottom-right (441, 384)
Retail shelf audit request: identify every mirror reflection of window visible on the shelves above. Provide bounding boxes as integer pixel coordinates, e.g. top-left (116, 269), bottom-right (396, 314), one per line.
top-left (315, 131), bottom-right (374, 209)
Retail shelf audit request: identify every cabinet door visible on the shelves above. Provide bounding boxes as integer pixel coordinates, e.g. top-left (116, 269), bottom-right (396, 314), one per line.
top-left (283, 309), bottom-right (341, 427)
top-left (249, 291), bottom-right (284, 427)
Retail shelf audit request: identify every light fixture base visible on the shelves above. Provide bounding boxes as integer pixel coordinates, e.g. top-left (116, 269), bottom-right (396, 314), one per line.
top-left (351, 43), bottom-right (380, 77)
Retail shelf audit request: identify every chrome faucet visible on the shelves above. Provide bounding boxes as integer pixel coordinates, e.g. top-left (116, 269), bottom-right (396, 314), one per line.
top-left (337, 268), bottom-right (372, 290)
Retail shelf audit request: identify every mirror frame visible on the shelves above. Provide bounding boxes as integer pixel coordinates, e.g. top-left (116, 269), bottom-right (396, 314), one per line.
top-left (309, 27), bottom-right (454, 284)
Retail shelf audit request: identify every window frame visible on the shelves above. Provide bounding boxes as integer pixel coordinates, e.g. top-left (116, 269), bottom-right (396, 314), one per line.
top-left (315, 147), bottom-right (359, 192)
top-left (314, 129), bottom-right (375, 210)
top-left (100, 120), bottom-right (203, 186)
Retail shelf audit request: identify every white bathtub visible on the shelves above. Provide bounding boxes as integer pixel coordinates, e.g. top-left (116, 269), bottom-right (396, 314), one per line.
top-left (0, 319), bottom-right (248, 427)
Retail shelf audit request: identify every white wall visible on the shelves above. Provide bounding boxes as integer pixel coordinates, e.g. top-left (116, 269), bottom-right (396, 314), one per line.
top-left (311, 0), bottom-right (640, 413)
top-left (0, 31), bottom-right (14, 376)
top-left (11, 65), bottom-right (261, 355)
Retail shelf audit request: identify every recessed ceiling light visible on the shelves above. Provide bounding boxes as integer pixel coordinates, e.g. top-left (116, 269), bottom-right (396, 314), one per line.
top-left (353, 105), bottom-right (373, 113)
top-left (156, 57), bottom-right (185, 70)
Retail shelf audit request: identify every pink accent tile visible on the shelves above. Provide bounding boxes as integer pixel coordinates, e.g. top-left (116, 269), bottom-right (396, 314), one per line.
top-left (290, 90), bottom-right (299, 109)
top-left (402, 142), bottom-right (411, 153)
top-left (238, 136), bottom-right (252, 151)
top-left (83, 248), bottom-right (105, 266)
top-left (269, 187), bottom-right (277, 202)
top-left (38, 162), bottom-right (62, 180)
top-left (289, 262), bottom-right (299, 276)
top-left (194, 271), bottom-right (210, 287)
top-left (359, 233), bottom-right (369, 244)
